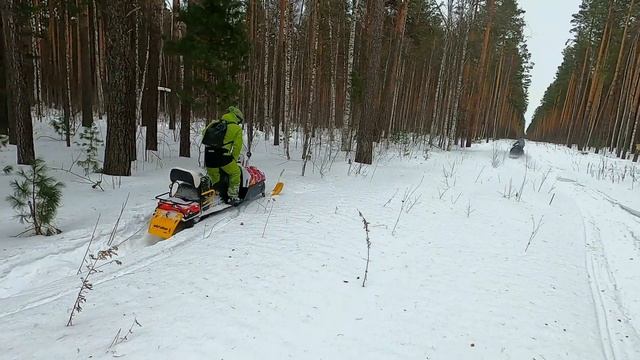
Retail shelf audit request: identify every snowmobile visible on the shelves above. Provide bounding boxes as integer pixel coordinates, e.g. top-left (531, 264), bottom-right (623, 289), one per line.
top-left (509, 138), bottom-right (525, 159)
top-left (148, 165), bottom-right (281, 240)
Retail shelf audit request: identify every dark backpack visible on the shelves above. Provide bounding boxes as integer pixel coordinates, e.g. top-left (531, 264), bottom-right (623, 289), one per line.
top-left (203, 121), bottom-right (234, 168)
top-left (202, 121), bottom-right (228, 148)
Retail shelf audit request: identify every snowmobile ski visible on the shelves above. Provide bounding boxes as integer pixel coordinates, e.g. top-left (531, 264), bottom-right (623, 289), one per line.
top-left (271, 182), bottom-right (284, 196)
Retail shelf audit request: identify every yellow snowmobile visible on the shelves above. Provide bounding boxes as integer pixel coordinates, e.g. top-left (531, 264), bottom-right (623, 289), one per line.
top-left (149, 166), bottom-right (280, 239)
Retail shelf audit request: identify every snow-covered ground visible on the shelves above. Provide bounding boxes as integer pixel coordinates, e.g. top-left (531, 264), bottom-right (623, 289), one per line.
top-left (1, 121), bottom-right (640, 359)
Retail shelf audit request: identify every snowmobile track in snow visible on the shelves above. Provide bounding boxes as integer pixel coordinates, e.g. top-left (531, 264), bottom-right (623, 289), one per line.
top-left (0, 212), bottom-right (240, 319)
top-left (573, 183), bottom-right (640, 360)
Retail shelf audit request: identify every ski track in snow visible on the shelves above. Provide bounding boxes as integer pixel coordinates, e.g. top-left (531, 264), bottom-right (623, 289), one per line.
top-left (541, 144), bottom-right (640, 359)
top-left (0, 209), bottom-right (239, 319)
top-left (571, 184), bottom-right (640, 360)
top-left (2, 124), bottom-right (640, 359)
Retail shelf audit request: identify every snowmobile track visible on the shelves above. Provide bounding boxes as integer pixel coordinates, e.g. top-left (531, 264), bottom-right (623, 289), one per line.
top-left (0, 212), bottom-right (240, 319)
top-left (581, 211), bottom-right (617, 360)
top-left (573, 183), bottom-right (640, 360)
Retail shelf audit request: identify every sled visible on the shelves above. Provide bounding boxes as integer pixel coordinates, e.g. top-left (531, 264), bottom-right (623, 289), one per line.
top-left (148, 166), bottom-right (269, 240)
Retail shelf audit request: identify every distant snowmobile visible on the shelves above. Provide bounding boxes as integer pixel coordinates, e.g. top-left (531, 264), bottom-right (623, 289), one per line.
top-left (509, 138), bottom-right (525, 159)
top-left (148, 166), bottom-right (283, 240)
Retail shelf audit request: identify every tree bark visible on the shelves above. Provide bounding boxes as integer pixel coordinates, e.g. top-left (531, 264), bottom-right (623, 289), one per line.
top-left (80, 0), bottom-right (93, 127)
top-left (0, 14), bottom-right (9, 136)
top-left (262, 3), bottom-right (271, 138)
top-left (380, 0), bottom-right (409, 139)
top-left (60, 2), bottom-right (72, 147)
top-left (92, 0), bottom-right (105, 117)
top-left (142, 0), bottom-right (161, 151)
top-left (283, 0), bottom-right (292, 160)
top-left (469, 0), bottom-right (495, 145)
top-left (301, 0), bottom-right (319, 175)
top-left (341, 0), bottom-right (360, 152)
top-left (167, 0), bottom-right (180, 130)
top-left (1, 0), bottom-right (35, 164)
top-left (272, 0), bottom-right (287, 146)
top-left (101, 0), bottom-right (136, 176)
top-left (180, 57), bottom-right (192, 158)
top-left (355, 0), bottom-right (384, 165)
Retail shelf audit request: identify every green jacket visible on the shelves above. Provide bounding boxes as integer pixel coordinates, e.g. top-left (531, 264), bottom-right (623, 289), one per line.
top-left (203, 112), bottom-right (243, 162)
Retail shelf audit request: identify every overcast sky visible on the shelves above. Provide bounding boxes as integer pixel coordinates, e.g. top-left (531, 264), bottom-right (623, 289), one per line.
top-left (519, 0), bottom-right (582, 126)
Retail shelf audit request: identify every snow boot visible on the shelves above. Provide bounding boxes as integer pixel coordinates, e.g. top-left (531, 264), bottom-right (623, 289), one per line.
top-left (227, 196), bottom-right (242, 207)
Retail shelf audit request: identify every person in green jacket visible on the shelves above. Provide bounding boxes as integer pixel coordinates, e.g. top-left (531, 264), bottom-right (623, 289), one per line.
top-left (202, 106), bottom-right (244, 205)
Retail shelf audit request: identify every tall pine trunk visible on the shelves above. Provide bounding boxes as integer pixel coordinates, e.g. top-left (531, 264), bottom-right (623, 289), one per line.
top-left (273, 0), bottom-right (287, 146)
top-left (283, 0), bottom-right (292, 160)
top-left (143, 0), bottom-right (161, 151)
top-left (101, 0), bottom-right (136, 176)
top-left (79, 0), bottom-right (93, 127)
top-left (0, 15), bottom-right (9, 137)
top-left (301, 0), bottom-right (319, 176)
top-left (180, 57), bottom-right (192, 158)
top-left (355, 0), bottom-right (384, 165)
top-left (60, 2), bottom-right (72, 147)
top-left (92, 0), bottom-right (105, 118)
top-left (469, 0), bottom-right (495, 145)
top-left (168, 0), bottom-right (180, 130)
top-left (380, 0), bottom-right (409, 138)
top-left (341, 0), bottom-right (360, 152)
top-left (1, 0), bottom-right (35, 164)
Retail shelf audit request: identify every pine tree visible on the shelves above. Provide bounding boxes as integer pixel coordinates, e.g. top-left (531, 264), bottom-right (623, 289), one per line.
top-left (6, 158), bottom-right (65, 236)
top-left (528, 0), bottom-right (640, 161)
top-left (79, 0), bottom-right (94, 128)
top-left (0, 0), bottom-right (35, 164)
top-left (167, 0), bottom-right (249, 111)
top-left (0, 15), bottom-right (8, 140)
top-left (0, 0), bottom-right (537, 170)
top-left (50, 116), bottom-right (75, 140)
top-left (142, 0), bottom-right (162, 152)
top-left (355, 0), bottom-right (384, 165)
top-left (76, 124), bottom-right (103, 175)
top-left (100, 0), bottom-right (136, 176)
top-left (2, 164), bottom-right (13, 175)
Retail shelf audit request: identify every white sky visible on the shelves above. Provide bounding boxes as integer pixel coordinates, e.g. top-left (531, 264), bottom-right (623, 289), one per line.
top-left (519, 0), bottom-right (582, 126)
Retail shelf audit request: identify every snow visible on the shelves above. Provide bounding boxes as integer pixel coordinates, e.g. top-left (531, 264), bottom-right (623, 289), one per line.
top-left (1, 120), bottom-right (640, 359)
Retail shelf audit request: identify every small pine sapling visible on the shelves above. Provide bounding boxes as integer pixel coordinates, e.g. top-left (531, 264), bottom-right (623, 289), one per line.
top-left (2, 165), bottom-right (13, 175)
top-left (0, 134), bottom-right (9, 148)
top-left (50, 116), bottom-right (74, 140)
top-left (6, 159), bottom-right (65, 236)
top-left (76, 124), bottom-right (104, 175)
